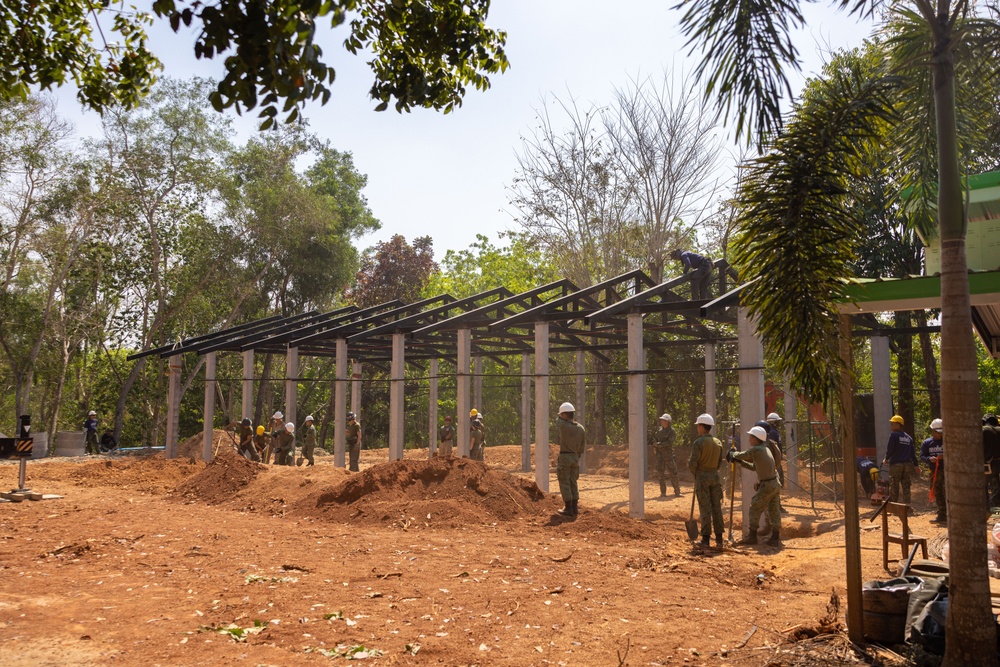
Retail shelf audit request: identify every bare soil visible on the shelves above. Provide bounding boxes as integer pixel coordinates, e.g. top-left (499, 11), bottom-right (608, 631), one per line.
top-left (0, 435), bottom-right (966, 666)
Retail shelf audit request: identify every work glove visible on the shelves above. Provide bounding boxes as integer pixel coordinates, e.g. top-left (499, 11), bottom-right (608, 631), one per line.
top-left (725, 449), bottom-right (735, 463)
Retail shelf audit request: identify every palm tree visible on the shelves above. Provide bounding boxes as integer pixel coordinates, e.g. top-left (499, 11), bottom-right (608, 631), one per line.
top-left (677, 1), bottom-right (1000, 663)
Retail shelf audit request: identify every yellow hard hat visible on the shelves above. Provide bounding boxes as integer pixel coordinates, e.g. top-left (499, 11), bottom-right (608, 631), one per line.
top-left (256, 425), bottom-right (265, 435)
top-left (890, 415), bottom-right (905, 425)
top-left (470, 408), bottom-right (479, 418)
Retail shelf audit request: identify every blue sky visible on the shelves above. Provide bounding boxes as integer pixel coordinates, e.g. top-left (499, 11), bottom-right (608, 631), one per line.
top-left (57, 2), bottom-right (873, 258)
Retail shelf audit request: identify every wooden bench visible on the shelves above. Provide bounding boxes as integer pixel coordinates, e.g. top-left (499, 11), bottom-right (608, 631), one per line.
top-left (882, 502), bottom-right (928, 571)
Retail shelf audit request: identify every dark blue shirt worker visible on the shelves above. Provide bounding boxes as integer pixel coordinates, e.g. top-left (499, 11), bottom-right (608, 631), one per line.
top-left (669, 249), bottom-right (713, 301)
top-left (84, 411), bottom-right (99, 455)
top-left (921, 419), bottom-right (945, 523)
top-left (856, 456), bottom-right (877, 496)
top-left (882, 415), bottom-right (918, 508)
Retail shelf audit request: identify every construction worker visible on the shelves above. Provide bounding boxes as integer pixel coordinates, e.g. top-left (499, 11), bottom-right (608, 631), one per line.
top-left (84, 410), bottom-right (100, 455)
top-left (652, 413), bottom-right (681, 497)
top-left (99, 428), bottom-right (118, 453)
top-left (883, 415), bottom-right (918, 509)
top-left (254, 425), bottom-right (268, 461)
top-left (346, 412), bottom-right (362, 472)
top-left (232, 417), bottom-right (259, 462)
top-left (271, 422), bottom-right (296, 466)
top-left (470, 409), bottom-right (485, 461)
top-left (438, 415), bottom-right (455, 457)
top-left (556, 402), bottom-right (586, 517)
top-left (921, 419), bottom-right (945, 523)
top-left (689, 413), bottom-right (724, 547)
top-left (669, 249), bottom-right (713, 301)
top-left (856, 456), bottom-right (878, 497)
top-left (300, 415), bottom-right (317, 466)
top-left (728, 425), bottom-right (782, 546)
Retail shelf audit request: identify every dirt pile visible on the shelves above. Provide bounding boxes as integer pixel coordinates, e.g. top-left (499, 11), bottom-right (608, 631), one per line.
top-left (175, 429), bottom-right (238, 461)
top-left (291, 457), bottom-right (557, 527)
top-left (174, 447), bottom-right (262, 504)
top-left (66, 458), bottom-right (202, 494)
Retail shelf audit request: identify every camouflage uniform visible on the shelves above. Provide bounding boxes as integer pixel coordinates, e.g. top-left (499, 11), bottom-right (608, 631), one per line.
top-left (271, 429), bottom-right (295, 466)
top-left (470, 421), bottom-right (485, 461)
top-left (238, 424), bottom-right (260, 462)
top-left (731, 443), bottom-right (781, 535)
top-left (253, 432), bottom-right (267, 461)
top-left (346, 420), bottom-right (362, 471)
top-left (438, 422), bottom-right (455, 457)
top-left (688, 434), bottom-right (724, 539)
top-left (301, 423), bottom-right (317, 466)
top-left (557, 417), bottom-right (586, 503)
top-left (652, 424), bottom-right (680, 496)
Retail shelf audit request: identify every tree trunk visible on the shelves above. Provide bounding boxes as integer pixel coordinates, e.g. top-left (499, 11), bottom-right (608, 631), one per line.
top-left (916, 311), bottom-right (942, 418)
top-left (894, 311), bottom-right (914, 431)
top-left (934, 30), bottom-right (998, 667)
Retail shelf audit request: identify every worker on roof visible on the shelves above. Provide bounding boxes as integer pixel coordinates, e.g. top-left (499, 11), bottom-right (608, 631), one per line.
top-left (669, 249), bottom-right (713, 301)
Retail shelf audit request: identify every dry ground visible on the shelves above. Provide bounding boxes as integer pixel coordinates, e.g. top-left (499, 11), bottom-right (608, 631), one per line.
top-left (0, 434), bottom-right (962, 666)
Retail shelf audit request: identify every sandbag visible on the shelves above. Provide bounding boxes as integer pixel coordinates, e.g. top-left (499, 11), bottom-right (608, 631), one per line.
top-left (906, 577), bottom-right (947, 646)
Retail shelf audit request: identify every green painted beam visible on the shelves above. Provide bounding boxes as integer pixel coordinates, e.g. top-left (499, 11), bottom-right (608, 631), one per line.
top-left (842, 270), bottom-right (1000, 305)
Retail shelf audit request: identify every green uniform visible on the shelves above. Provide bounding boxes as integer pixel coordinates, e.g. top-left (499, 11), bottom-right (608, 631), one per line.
top-left (253, 433), bottom-right (267, 459)
top-left (470, 422), bottom-right (485, 461)
top-left (557, 418), bottom-right (586, 502)
top-left (301, 424), bottom-right (317, 466)
top-left (689, 434), bottom-right (724, 539)
top-left (346, 420), bottom-right (361, 471)
top-left (652, 424), bottom-right (680, 496)
top-left (438, 423), bottom-right (454, 457)
top-left (732, 444), bottom-right (781, 534)
top-left (238, 424), bottom-right (260, 462)
top-left (271, 429), bottom-right (295, 466)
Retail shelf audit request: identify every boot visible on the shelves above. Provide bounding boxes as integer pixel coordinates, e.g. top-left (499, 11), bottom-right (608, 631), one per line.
top-left (659, 481), bottom-right (667, 498)
top-left (571, 500), bottom-right (580, 516)
top-left (558, 502), bottom-right (572, 516)
top-left (767, 530), bottom-right (781, 546)
top-left (715, 534), bottom-right (724, 549)
top-left (737, 530), bottom-right (758, 546)
top-left (674, 486), bottom-right (682, 497)
top-left (931, 513), bottom-right (947, 524)
top-left (700, 534), bottom-right (711, 546)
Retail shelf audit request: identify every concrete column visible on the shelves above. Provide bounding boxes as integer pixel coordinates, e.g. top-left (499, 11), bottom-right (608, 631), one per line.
top-left (428, 358), bottom-right (439, 458)
top-left (389, 332), bottom-right (405, 461)
top-left (872, 335), bottom-right (892, 465)
top-left (521, 353), bottom-right (531, 473)
top-left (351, 362), bottom-right (362, 416)
top-left (575, 350), bottom-right (587, 474)
top-left (242, 350), bottom-right (254, 420)
top-left (783, 379), bottom-right (800, 491)
top-left (627, 313), bottom-right (646, 518)
top-left (202, 351), bottom-right (217, 462)
top-left (334, 339), bottom-right (347, 468)
top-left (737, 307), bottom-right (765, 534)
top-left (285, 346), bottom-right (299, 427)
top-left (534, 322), bottom-right (550, 492)
top-left (473, 355), bottom-right (483, 412)
top-left (165, 354), bottom-right (182, 459)
top-left (456, 328), bottom-right (472, 457)
top-left (704, 342), bottom-right (717, 419)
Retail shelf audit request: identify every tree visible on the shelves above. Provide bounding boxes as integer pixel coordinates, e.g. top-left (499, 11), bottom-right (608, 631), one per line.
top-left (2, 2), bottom-right (507, 125)
top-left (422, 233), bottom-right (557, 299)
top-left (678, 0), bottom-right (1000, 660)
top-left (348, 234), bottom-right (437, 308)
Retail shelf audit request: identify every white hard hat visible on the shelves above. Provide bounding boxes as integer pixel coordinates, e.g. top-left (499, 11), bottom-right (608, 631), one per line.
top-left (285, 422), bottom-right (295, 433)
top-left (88, 410), bottom-right (96, 416)
top-left (558, 402), bottom-right (575, 414)
top-left (767, 412), bottom-right (781, 421)
top-left (272, 411), bottom-right (283, 420)
top-left (695, 413), bottom-right (715, 427)
top-left (659, 413), bottom-right (672, 422)
top-left (747, 425), bottom-right (769, 442)
top-left (930, 418), bottom-right (943, 431)
top-left (305, 415), bottom-right (314, 422)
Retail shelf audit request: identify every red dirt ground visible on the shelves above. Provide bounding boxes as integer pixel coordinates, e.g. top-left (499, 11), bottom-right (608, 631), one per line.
top-left (0, 435), bottom-right (971, 666)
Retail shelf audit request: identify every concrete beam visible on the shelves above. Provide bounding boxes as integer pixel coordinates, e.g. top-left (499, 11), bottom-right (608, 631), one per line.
top-left (242, 350), bottom-right (254, 420)
top-left (334, 339), bottom-right (347, 468)
top-left (628, 313), bottom-right (646, 518)
top-left (428, 358), bottom-right (439, 458)
top-left (351, 362), bottom-right (362, 416)
top-left (704, 342), bottom-right (717, 419)
top-left (872, 335), bottom-right (892, 465)
top-left (575, 349), bottom-right (587, 474)
top-left (473, 355), bottom-right (483, 413)
top-left (456, 328), bottom-right (471, 458)
top-left (534, 322), bottom-right (550, 492)
top-left (285, 346), bottom-right (299, 427)
top-left (737, 307), bottom-right (765, 534)
top-left (202, 351), bottom-right (217, 462)
top-left (389, 332), bottom-right (405, 461)
top-left (521, 353), bottom-right (531, 473)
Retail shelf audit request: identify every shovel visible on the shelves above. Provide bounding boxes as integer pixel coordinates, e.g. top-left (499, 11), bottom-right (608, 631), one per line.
top-left (685, 487), bottom-right (700, 540)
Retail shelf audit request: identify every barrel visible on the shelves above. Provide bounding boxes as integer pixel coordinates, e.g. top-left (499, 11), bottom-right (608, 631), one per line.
top-left (903, 559), bottom-right (949, 580)
top-left (862, 577), bottom-right (922, 644)
top-left (54, 431), bottom-right (86, 457)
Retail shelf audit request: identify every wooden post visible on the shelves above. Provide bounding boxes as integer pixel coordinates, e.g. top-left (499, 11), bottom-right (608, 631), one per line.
top-left (872, 335), bottom-right (892, 465)
top-left (202, 351), bottom-right (216, 462)
top-left (575, 350), bottom-right (587, 474)
top-left (165, 354), bottom-right (182, 459)
top-left (285, 346), bottom-right (298, 427)
top-left (428, 358), bottom-right (439, 458)
top-left (334, 339), bottom-right (347, 468)
top-left (783, 379), bottom-right (800, 492)
top-left (389, 332), bottom-right (405, 461)
top-left (456, 328), bottom-right (471, 458)
top-left (840, 314), bottom-right (865, 642)
top-left (627, 313), bottom-right (646, 518)
top-left (473, 355), bottom-right (483, 413)
top-left (521, 353), bottom-right (531, 473)
top-left (737, 307), bottom-right (765, 533)
top-left (242, 350), bottom-right (254, 421)
top-left (351, 362), bottom-right (362, 416)
top-left (704, 342), bottom-right (717, 419)
top-left (534, 322), bottom-right (550, 492)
